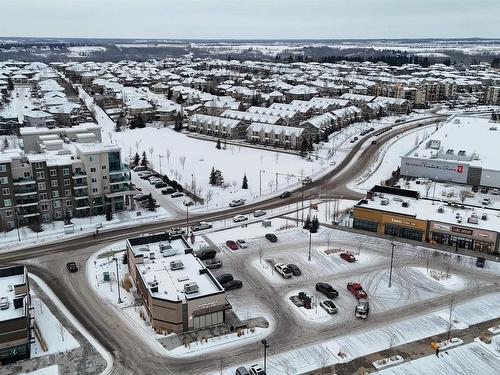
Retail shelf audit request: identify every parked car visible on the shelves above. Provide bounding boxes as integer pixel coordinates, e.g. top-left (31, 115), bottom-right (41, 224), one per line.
top-left (302, 176), bottom-right (312, 185)
top-left (226, 240), bottom-right (239, 251)
top-left (482, 198), bottom-right (491, 205)
top-left (135, 194), bottom-right (150, 202)
top-left (476, 257), bottom-right (486, 268)
top-left (371, 140), bottom-right (378, 145)
top-left (204, 258), bottom-right (223, 269)
top-left (155, 182), bottom-right (168, 188)
top-left (66, 262), bottom-right (78, 273)
top-left (340, 252), bottom-right (356, 262)
top-left (229, 199), bottom-right (245, 207)
top-left (134, 193), bottom-right (145, 200)
top-left (287, 264), bottom-right (301, 276)
top-left (491, 189), bottom-right (499, 195)
top-left (316, 282), bottom-right (338, 299)
top-left (481, 187), bottom-right (489, 194)
top-left (149, 178), bottom-right (162, 185)
top-left (0, 297), bottom-right (9, 310)
top-left (236, 239), bottom-right (248, 248)
top-left (235, 366), bottom-right (250, 375)
top-left (170, 192), bottom-right (184, 198)
top-left (191, 222), bottom-right (212, 231)
top-left (195, 248), bottom-right (216, 260)
top-left (347, 282), bottom-right (367, 299)
top-left (249, 364), bottom-right (266, 375)
top-left (265, 233), bottom-right (277, 242)
top-left (161, 187), bottom-right (176, 194)
top-left (320, 300), bottom-right (338, 314)
top-left (280, 191), bottom-right (292, 199)
top-left (224, 280), bottom-right (243, 290)
top-left (233, 214), bottom-right (248, 223)
top-left (472, 185), bottom-right (479, 193)
top-left (133, 166), bottom-right (147, 172)
top-left (216, 273), bottom-right (233, 285)
top-left (253, 210), bottom-right (266, 217)
top-left (355, 300), bottom-right (370, 319)
top-left (275, 263), bottom-right (293, 279)
top-left (139, 172), bottom-right (153, 179)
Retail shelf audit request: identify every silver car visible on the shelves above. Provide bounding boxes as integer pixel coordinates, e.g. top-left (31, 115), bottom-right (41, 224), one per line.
top-left (320, 300), bottom-right (338, 314)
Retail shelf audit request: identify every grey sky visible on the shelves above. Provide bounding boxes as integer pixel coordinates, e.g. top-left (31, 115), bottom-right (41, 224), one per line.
top-left (0, 0), bottom-right (498, 39)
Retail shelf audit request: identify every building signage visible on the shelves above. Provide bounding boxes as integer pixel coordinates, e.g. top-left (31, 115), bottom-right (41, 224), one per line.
top-left (403, 160), bottom-right (465, 173)
top-left (451, 227), bottom-right (473, 236)
top-left (456, 165), bottom-right (464, 173)
top-left (198, 301), bottom-right (218, 309)
top-left (432, 223), bottom-right (451, 232)
top-left (390, 217), bottom-right (416, 227)
top-left (477, 232), bottom-right (490, 239)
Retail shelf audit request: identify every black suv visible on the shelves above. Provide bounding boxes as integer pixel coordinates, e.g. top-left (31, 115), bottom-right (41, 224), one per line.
top-left (195, 248), bottom-right (216, 260)
top-left (287, 264), bottom-right (301, 276)
top-left (280, 191), bottom-right (292, 199)
top-left (316, 282), bottom-right (338, 299)
top-left (476, 257), bottom-right (486, 268)
top-left (216, 273), bottom-right (233, 285)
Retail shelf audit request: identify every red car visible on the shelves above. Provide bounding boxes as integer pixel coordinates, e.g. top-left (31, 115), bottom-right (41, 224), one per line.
top-left (340, 252), bottom-right (356, 262)
top-left (225, 240), bottom-right (239, 251)
top-left (347, 282), bottom-right (367, 299)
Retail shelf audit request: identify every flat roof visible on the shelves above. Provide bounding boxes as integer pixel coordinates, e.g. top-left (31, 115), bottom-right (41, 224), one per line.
top-left (130, 235), bottom-right (223, 303)
top-left (407, 116), bottom-right (500, 171)
top-left (0, 267), bottom-right (27, 322)
top-left (357, 190), bottom-right (500, 233)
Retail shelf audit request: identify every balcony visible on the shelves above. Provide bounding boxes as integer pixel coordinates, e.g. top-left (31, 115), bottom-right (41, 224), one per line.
top-left (109, 175), bottom-right (131, 184)
top-left (14, 188), bottom-right (37, 196)
top-left (13, 177), bottom-right (35, 186)
top-left (74, 191), bottom-right (89, 199)
top-left (72, 171), bottom-right (87, 179)
top-left (16, 198), bottom-right (38, 207)
top-left (108, 164), bottom-right (130, 175)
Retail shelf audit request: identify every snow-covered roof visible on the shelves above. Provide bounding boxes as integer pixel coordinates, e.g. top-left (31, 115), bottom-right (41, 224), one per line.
top-left (221, 110), bottom-right (281, 124)
top-left (190, 114), bottom-right (242, 129)
top-left (248, 122), bottom-right (304, 136)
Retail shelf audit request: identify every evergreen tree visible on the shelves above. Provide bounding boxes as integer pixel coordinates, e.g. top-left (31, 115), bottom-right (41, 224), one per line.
top-left (307, 140), bottom-right (314, 152)
top-left (141, 151), bottom-right (148, 167)
top-left (216, 139), bottom-right (221, 150)
top-left (209, 167), bottom-right (216, 185)
top-left (167, 88), bottom-right (173, 100)
top-left (491, 112), bottom-right (497, 122)
top-left (105, 205), bottom-right (113, 221)
top-left (310, 216), bottom-right (320, 233)
top-left (137, 115), bottom-right (145, 128)
top-left (242, 174), bottom-right (248, 189)
top-left (303, 215), bottom-right (311, 230)
top-left (122, 251), bottom-right (128, 265)
top-left (300, 138), bottom-right (308, 157)
top-left (176, 93), bottom-right (184, 104)
top-left (3, 138), bottom-right (9, 150)
top-left (7, 78), bottom-right (14, 91)
top-left (133, 152), bottom-right (140, 166)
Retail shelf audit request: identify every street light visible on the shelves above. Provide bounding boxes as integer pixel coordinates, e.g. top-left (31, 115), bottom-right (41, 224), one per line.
top-left (259, 169), bottom-right (265, 196)
top-left (308, 227), bottom-right (312, 261)
top-left (261, 339), bottom-right (269, 373)
top-left (388, 242), bottom-right (396, 288)
top-left (112, 256), bottom-right (122, 304)
top-left (184, 201), bottom-right (193, 237)
top-left (158, 154), bottom-right (164, 174)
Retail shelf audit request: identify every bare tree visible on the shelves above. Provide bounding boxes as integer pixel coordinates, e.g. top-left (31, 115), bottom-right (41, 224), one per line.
top-left (57, 320), bottom-right (66, 342)
top-left (205, 190), bottom-right (213, 209)
top-left (447, 297), bottom-right (456, 340)
top-left (149, 147), bottom-right (154, 160)
top-left (275, 152), bottom-right (279, 164)
top-left (317, 349), bottom-right (330, 375)
top-left (179, 155), bottom-right (186, 170)
top-left (459, 190), bottom-right (468, 203)
top-left (267, 179), bottom-right (274, 192)
top-left (166, 148), bottom-right (171, 164)
top-left (387, 331), bottom-right (398, 351)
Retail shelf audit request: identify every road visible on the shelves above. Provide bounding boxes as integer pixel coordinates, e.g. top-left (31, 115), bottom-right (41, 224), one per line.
top-left (1, 114), bottom-right (457, 375)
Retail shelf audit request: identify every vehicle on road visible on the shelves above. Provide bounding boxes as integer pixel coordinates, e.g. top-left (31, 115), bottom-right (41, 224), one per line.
top-left (347, 282), bottom-right (367, 299)
top-left (482, 198), bottom-right (491, 205)
top-left (280, 191), bottom-right (291, 199)
top-left (371, 140), bottom-right (378, 145)
top-left (191, 222), bottom-right (212, 231)
top-left (167, 227), bottom-right (185, 236)
top-left (229, 199), bottom-right (245, 207)
top-left (320, 300), bottom-right (338, 314)
top-left (224, 280), bottom-right (243, 290)
top-left (302, 176), bottom-right (312, 185)
top-left (355, 300), bottom-right (370, 319)
top-left (204, 258), bottom-right (223, 269)
top-left (233, 214), bottom-right (248, 223)
top-left (287, 264), bottom-right (301, 276)
top-left (236, 239), bottom-right (248, 248)
top-left (265, 233), bottom-right (277, 242)
top-left (170, 192), bottom-right (184, 198)
top-left (481, 187), bottom-right (489, 194)
top-left (329, 160), bottom-right (336, 166)
top-left (226, 240), bottom-right (239, 251)
top-left (216, 273), bottom-right (233, 285)
top-left (316, 282), bottom-right (338, 298)
top-left (253, 210), bottom-right (266, 217)
top-left (491, 189), bottom-right (499, 195)
top-left (476, 257), bottom-right (486, 268)
top-left (249, 364), bottom-right (266, 375)
top-left (66, 262), bottom-right (78, 273)
top-left (195, 248), bottom-right (216, 260)
top-left (340, 252), bottom-right (356, 262)
top-left (236, 366), bottom-right (250, 375)
top-left (275, 263), bottom-right (293, 279)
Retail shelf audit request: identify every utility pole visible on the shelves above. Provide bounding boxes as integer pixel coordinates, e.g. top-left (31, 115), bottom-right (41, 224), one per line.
top-left (185, 202), bottom-right (192, 237)
top-left (389, 242), bottom-right (395, 287)
top-left (261, 339), bottom-right (269, 373)
top-left (259, 169), bottom-right (265, 196)
top-left (113, 256), bottom-right (122, 304)
top-left (308, 228), bottom-right (312, 261)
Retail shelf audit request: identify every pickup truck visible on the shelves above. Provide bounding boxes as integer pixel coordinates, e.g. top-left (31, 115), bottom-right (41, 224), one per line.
top-left (355, 300), bottom-right (369, 319)
top-left (191, 221), bottom-right (212, 231)
top-left (347, 282), bottom-right (368, 299)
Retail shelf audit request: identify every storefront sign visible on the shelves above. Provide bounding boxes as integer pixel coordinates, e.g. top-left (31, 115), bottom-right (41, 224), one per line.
top-left (451, 227), bottom-right (473, 236)
top-left (198, 301), bottom-right (218, 309)
top-left (432, 223), bottom-right (451, 232)
top-left (477, 232), bottom-right (490, 239)
top-left (390, 217), bottom-right (416, 227)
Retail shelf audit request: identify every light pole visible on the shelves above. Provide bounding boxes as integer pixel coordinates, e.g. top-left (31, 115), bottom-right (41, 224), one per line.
top-left (261, 339), bottom-right (269, 373)
top-left (308, 227), bottom-right (312, 261)
top-left (388, 242), bottom-right (395, 287)
top-left (185, 201), bottom-right (193, 237)
top-left (259, 169), bottom-right (265, 196)
top-left (158, 154), bottom-right (164, 174)
top-left (15, 208), bottom-right (21, 242)
top-left (113, 256), bottom-right (122, 304)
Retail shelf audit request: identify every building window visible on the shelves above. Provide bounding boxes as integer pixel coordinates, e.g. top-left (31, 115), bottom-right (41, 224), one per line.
top-left (65, 189), bottom-right (71, 197)
top-left (50, 169), bottom-right (57, 177)
top-left (1, 188), bottom-right (10, 195)
top-left (40, 203), bottom-right (48, 211)
top-left (384, 224), bottom-right (423, 241)
top-left (34, 162), bottom-right (44, 169)
top-left (64, 179), bottom-right (70, 187)
top-left (3, 199), bottom-right (12, 207)
top-left (54, 211), bottom-right (61, 219)
top-left (103, 176), bottom-right (107, 180)
top-left (353, 218), bottom-right (378, 232)
top-left (0, 164), bottom-right (6, 173)
top-left (51, 180), bottom-right (58, 187)
top-left (53, 200), bottom-right (61, 209)
top-left (36, 171), bottom-right (45, 180)
top-left (90, 167), bottom-right (96, 173)
top-left (91, 177), bottom-right (97, 183)
top-left (52, 191), bottom-right (59, 198)
top-left (5, 210), bottom-right (12, 217)
top-left (0, 177), bottom-right (8, 185)
top-left (66, 200), bottom-right (73, 207)
top-left (101, 165), bottom-right (107, 170)
top-left (39, 193), bottom-right (48, 200)
top-left (92, 188), bottom-right (98, 193)
top-left (38, 182), bottom-right (46, 191)
top-left (89, 156), bottom-right (94, 162)
top-left (62, 168), bottom-right (69, 176)
top-left (108, 152), bottom-right (121, 172)
top-left (42, 213), bottom-right (50, 222)
top-left (7, 221), bottom-right (15, 228)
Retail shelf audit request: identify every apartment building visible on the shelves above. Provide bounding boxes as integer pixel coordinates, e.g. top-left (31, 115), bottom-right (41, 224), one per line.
top-left (485, 86), bottom-right (500, 105)
top-left (188, 114), bottom-right (247, 139)
top-left (0, 265), bottom-right (33, 364)
top-left (246, 122), bottom-right (310, 148)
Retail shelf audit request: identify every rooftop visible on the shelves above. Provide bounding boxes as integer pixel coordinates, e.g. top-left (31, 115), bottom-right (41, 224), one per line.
top-left (0, 266), bottom-right (28, 322)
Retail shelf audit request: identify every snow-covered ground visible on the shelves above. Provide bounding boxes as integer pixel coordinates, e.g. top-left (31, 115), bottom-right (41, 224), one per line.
top-left (0, 87), bottom-right (34, 123)
top-left (31, 292), bottom-right (80, 358)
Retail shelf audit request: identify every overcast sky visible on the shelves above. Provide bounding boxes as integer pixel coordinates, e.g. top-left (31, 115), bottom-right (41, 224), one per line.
top-left (0, 0), bottom-right (498, 40)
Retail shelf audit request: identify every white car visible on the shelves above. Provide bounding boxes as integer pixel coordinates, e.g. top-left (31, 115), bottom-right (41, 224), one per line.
top-left (482, 198), bottom-right (491, 205)
top-left (229, 199), bottom-right (245, 207)
top-left (0, 296), bottom-right (9, 310)
top-left (329, 160), bottom-right (336, 166)
top-left (302, 176), bottom-right (312, 185)
top-left (233, 215), bottom-right (248, 223)
top-left (236, 239), bottom-right (248, 248)
top-left (253, 210), bottom-right (266, 217)
top-left (274, 263), bottom-right (292, 279)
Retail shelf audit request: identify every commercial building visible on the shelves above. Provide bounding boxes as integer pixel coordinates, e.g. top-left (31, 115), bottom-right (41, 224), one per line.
top-left (400, 116), bottom-right (500, 189)
top-left (126, 233), bottom-right (228, 333)
top-left (0, 265), bottom-right (33, 364)
top-left (353, 186), bottom-right (500, 253)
